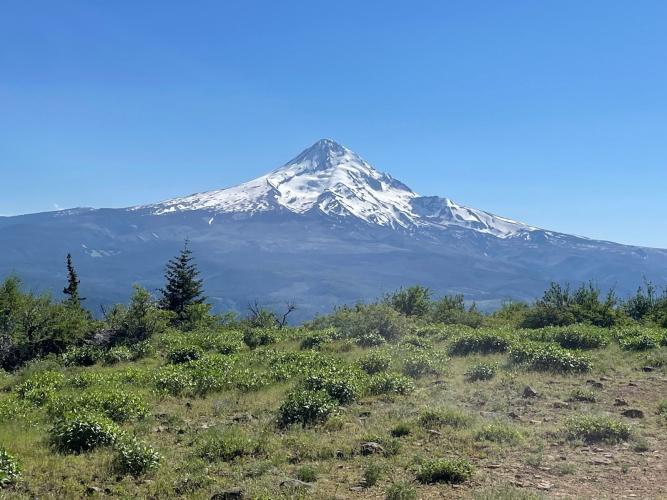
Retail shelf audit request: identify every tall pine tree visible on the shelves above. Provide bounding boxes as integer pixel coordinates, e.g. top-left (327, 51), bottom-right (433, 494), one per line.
top-left (159, 240), bottom-right (205, 318)
top-left (63, 253), bottom-right (85, 306)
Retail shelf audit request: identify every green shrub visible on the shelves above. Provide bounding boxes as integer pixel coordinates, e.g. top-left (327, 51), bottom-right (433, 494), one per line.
top-left (564, 415), bottom-right (631, 444)
top-left (430, 295), bottom-right (484, 327)
top-left (509, 342), bottom-right (592, 372)
top-left (358, 349), bottom-right (391, 374)
top-left (296, 465), bottom-right (317, 482)
top-left (390, 422), bottom-right (413, 437)
top-left (167, 345), bottom-right (203, 364)
top-left (400, 335), bottom-right (432, 350)
top-left (61, 345), bottom-right (102, 367)
top-left (525, 325), bottom-right (611, 349)
top-left (367, 373), bottom-right (414, 396)
top-left (304, 367), bottom-right (362, 405)
top-left (129, 340), bottom-right (154, 360)
top-left (310, 303), bottom-right (412, 342)
top-left (416, 457), bottom-right (474, 484)
top-left (0, 448), bottom-right (21, 486)
top-left (355, 332), bottom-right (387, 348)
top-left (277, 390), bottom-right (337, 428)
top-left (657, 400), bottom-right (667, 421)
top-left (102, 345), bottom-right (133, 365)
top-left (363, 462), bottom-right (383, 487)
top-left (243, 328), bottom-right (277, 349)
top-left (616, 327), bottom-right (662, 351)
top-left (105, 286), bottom-right (169, 344)
top-left (568, 388), bottom-right (597, 403)
top-left (153, 365), bottom-right (195, 395)
top-left (475, 422), bottom-right (522, 444)
top-left (15, 371), bottom-right (65, 406)
top-left (197, 427), bottom-right (263, 461)
top-left (386, 285), bottom-right (432, 317)
top-left (266, 350), bottom-right (333, 382)
top-left (112, 438), bottom-right (161, 476)
top-left (0, 397), bottom-right (34, 425)
top-left (216, 338), bottom-right (244, 355)
top-left (448, 330), bottom-right (512, 356)
top-left (50, 412), bottom-right (120, 453)
top-left (300, 331), bottom-right (332, 350)
top-left (385, 481), bottom-right (417, 500)
top-left (48, 389), bottom-right (149, 423)
top-left (418, 408), bottom-right (471, 429)
top-left (465, 362), bottom-right (497, 381)
top-left (402, 351), bottom-right (440, 378)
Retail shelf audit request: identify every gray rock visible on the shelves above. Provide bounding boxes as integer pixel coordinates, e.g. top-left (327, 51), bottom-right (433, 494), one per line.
top-left (621, 408), bottom-right (644, 419)
top-left (523, 385), bottom-right (538, 398)
top-left (360, 441), bottom-right (385, 455)
top-left (211, 488), bottom-right (244, 500)
top-left (280, 479), bottom-right (313, 490)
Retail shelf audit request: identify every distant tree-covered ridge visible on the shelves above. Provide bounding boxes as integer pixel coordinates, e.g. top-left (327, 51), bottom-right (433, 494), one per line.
top-left (1, 240), bottom-right (667, 372)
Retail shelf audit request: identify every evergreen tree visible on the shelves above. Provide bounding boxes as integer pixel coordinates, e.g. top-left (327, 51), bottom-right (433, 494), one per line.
top-left (63, 253), bottom-right (84, 306)
top-left (159, 241), bottom-right (206, 319)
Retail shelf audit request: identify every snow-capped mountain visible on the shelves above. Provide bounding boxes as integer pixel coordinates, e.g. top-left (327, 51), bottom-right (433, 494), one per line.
top-left (1, 139), bottom-right (666, 321)
top-left (139, 139), bottom-right (536, 238)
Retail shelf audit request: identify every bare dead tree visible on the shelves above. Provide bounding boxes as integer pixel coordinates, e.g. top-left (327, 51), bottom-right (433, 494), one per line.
top-left (279, 301), bottom-right (297, 328)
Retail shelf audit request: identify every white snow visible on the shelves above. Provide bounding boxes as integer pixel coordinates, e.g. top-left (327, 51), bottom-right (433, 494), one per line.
top-left (135, 139), bottom-right (537, 239)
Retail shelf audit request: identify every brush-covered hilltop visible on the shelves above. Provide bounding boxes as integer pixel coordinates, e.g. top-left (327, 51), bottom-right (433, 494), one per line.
top-left (0, 263), bottom-right (666, 498)
top-left (1, 139), bottom-right (666, 319)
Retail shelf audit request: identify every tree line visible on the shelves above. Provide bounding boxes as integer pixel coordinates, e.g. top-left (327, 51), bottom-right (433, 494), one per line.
top-left (1, 242), bottom-right (666, 371)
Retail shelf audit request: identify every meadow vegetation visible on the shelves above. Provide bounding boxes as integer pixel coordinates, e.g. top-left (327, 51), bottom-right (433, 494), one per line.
top-left (0, 252), bottom-right (666, 498)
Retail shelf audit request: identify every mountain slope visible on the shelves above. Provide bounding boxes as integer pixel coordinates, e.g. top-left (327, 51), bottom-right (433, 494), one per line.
top-left (1, 139), bottom-right (666, 320)
top-left (138, 139), bottom-right (535, 238)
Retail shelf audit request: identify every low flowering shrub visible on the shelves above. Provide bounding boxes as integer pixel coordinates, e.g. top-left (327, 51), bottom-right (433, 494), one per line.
top-left (355, 332), bottom-right (387, 348)
top-left (15, 371), bottom-right (65, 406)
top-left (103, 346), bottom-right (133, 365)
top-left (277, 389), bottom-right (337, 428)
top-left (48, 389), bottom-right (149, 423)
top-left (243, 329), bottom-right (277, 349)
top-left (401, 351), bottom-right (440, 378)
top-left (400, 335), bottom-right (433, 350)
top-left (524, 325), bottom-right (611, 350)
top-left (61, 345), bottom-right (102, 367)
top-left (357, 349), bottom-right (391, 375)
top-left (464, 362), bottom-right (497, 381)
top-left (615, 327), bottom-right (663, 351)
top-left (564, 415), bottom-right (631, 444)
top-left (448, 330), bottom-right (513, 356)
top-left (167, 345), bottom-right (203, 364)
top-left (112, 438), bottom-right (161, 476)
top-left (303, 367), bottom-right (362, 405)
top-left (0, 448), bottom-right (21, 486)
top-left (299, 330), bottom-right (333, 350)
top-left (367, 373), bottom-right (414, 396)
top-left (152, 365), bottom-right (195, 396)
top-left (509, 341), bottom-right (592, 372)
top-left (50, 412), bottom-right (120, 453)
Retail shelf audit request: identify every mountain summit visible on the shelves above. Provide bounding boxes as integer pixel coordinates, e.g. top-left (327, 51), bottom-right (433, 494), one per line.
top-left (141, 139), bottom-right (534, 237)
top-left (1, 138), bottom-right (666, 320)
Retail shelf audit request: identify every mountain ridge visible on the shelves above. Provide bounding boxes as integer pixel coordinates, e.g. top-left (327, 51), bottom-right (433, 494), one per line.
top-left (136, 139), bottom-right (537, 239)
top-left (1, 139), bottom-right (666, 321)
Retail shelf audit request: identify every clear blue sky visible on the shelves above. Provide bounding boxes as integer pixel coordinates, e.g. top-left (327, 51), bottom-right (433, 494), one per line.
top-left (1, 1), bottom-right (666, 247)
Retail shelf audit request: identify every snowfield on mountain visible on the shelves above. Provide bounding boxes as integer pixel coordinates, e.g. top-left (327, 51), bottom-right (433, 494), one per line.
top-left (0, 139), bottom-right (666, 319)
